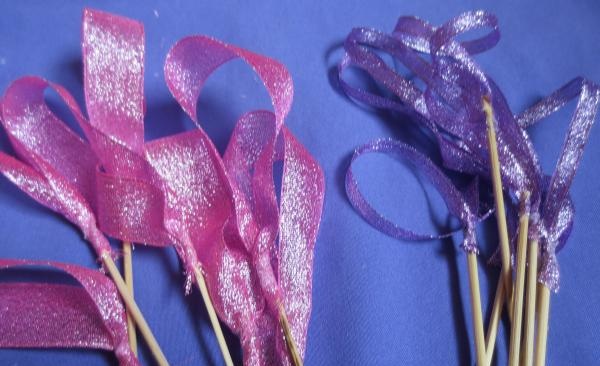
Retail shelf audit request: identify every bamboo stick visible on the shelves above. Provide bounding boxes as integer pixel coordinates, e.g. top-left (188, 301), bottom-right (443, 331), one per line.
top-left (522, 239), bottom-right (539, 366)
top-left (508, 197), bottom-right (530, 366)
top-left (508, 196), bottom-right (529, 366)
top-left (534, 285), bottom-right (551, 366)
top-left (467, 252), bottom-right (487, 366)
top-left (123, 242), bottom-right (137, 355)
top-left (193, 266), bottom-right (234, 366)
top-left (485, 278), bottom-right (504, 366)
top-left (483, 96), bottom-right (514, 310)
top-left (102, 254), bottom-right (169, 366)
top-left (278, 302), bottom-right (303, 366)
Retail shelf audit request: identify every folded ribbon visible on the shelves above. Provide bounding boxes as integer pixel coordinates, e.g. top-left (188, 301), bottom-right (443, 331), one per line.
top-left (346, 138), bottom-right (481, 252)
top-left (100, 34), bottom-right (325, 364)
top-left (0, 8), bottom-right (325, 365)
top-left (0, 9), bottom-right (169, 260)
top-left (338, 10), bottom-right (600, 291)
top-left (0, 259), bottom-right (138, 365)
top-left (160, 36), bottom-right (325, 365)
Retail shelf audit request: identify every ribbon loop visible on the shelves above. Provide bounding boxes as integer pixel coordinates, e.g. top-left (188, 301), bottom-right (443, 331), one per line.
top-left (165, 36), bottom-right (293, 131)
top-left (82, 8), bottom-right (146, 154)
top-left (339, 12), bottom-right (600, 293)
top-left (345, 138), bottom-right (481, 253)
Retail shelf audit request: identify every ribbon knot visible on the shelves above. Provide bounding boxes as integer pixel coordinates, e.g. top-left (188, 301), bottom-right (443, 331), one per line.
top-left (461, 221), bottom-right (479, 254)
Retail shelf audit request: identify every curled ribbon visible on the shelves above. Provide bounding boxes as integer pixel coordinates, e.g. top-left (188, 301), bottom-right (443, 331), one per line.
top-left (346, 138), bottom-right (482, 252)
top-left (339, 11), bottom-right (599, 291)
top-left (0, 8), bottom-right (324, 365)
top-left (0, 259), bottom-right (138, 365)
top-left (0, 9), bottom-right (170, 262)
top-left (95, 32), bottom-right (324, 364)
top-left (161, 36), bottom-right (325, 364)
top-left (104, 33), bottom-right (324, 364)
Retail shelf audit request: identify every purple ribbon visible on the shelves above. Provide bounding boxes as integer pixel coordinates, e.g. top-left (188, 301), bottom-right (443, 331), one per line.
top-left (346, 138), bottom-right (482, 252)
top-left (339, 10), bottom-right (600, 291)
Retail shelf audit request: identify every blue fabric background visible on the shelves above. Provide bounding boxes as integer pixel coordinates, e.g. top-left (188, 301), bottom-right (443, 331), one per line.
top-left (1, 1), bottom-right (599, 365)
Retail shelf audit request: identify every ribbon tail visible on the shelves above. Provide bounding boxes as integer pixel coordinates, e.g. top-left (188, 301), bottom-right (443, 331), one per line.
top-left (0, 259), bottom-right (139, 365)
top-left (276, 128), bottom-right (325, 362)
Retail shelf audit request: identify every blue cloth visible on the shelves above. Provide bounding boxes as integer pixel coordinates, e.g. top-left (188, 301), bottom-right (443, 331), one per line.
top-left (1, 1), bottom-right (599, 365)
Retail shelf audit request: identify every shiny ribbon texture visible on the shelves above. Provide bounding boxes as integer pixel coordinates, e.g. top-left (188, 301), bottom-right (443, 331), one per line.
top-left (339, 10), bottom-right (599, 291)
top-left (0, 8), bottom-right (324, 365)
top-left (160, 35), bottom-right (325, 365)
top-left (346, 139), bottom-right (482, 253)
top-left (0, 259), bottom-right (138, 365)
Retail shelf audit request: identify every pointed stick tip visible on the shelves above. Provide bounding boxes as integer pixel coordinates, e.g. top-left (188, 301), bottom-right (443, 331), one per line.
top-left (482, 95), bottom-right (493, 114)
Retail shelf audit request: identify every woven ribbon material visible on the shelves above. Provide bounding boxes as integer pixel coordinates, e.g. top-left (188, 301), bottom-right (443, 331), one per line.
top-left (339, 10), bottom-right (600, 291)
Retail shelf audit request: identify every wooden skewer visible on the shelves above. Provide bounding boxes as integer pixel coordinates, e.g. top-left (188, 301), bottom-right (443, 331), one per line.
top-left (483, 96), bottom-right (512, 312)
top-left (484, 277), bottom-right (504, 366)
top-left (483, 96), bottom-right (514, 311)
top-left (508, 193), bottom-right (530, 366)
top-left (102, 253), bottom-right (169, 366)
top-left (481, 95), bottom-right (514, 363)
top-left (522, 239), bottom-right (539, 366)
top-left (278, 302), bottom-right (303, 366)
top-left (534, 284), bottom-right (551, 366)
top-left (467, 252), bottom-right (486, 366)
top-left (193, 266), bottom-right (234, 366)
top-left (123, 241), bottom-right (137, 355)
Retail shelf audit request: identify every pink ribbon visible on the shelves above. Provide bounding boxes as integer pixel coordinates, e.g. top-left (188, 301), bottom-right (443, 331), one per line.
top-left (0, 8), bottom-right (325, 365)
top-left (0, 9), bottom-right (165, 259)
top-left (0, 259), bottom-right (138, 365)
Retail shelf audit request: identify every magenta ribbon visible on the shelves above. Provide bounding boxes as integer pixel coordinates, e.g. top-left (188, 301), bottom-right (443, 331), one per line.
top-left (0, 259), bottom-right (138, 365)
top-left (339, 10), bottom-right (599, 291)
top-left (159, 36), bottom-right (324, 364)
top-left (0, 8), bottom-right (325, 365)
top-left (0, 9), bottom-right (166, 261)
top-left (98, 31), bottom-right (325, 364)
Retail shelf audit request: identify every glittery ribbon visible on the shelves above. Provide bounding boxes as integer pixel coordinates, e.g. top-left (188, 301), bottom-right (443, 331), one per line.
top-left (338, 11), bottom-right (599, 290)
top-left (99, 34), bottom-right (325, 364)
top-left (0, 76), bottom-right (112, 257)
top-left (0, 259), bottom-right (138, 365)
top-left (0, 9), bottom-right (171, 261)
top-left (162, 36), bottom-right (324, 365)
top-left (0, 8), bottom-right (324, 365)
top-left (516, 78), bottom-right (600, 290)
top-left (346, 138), bottom-right (481, 252)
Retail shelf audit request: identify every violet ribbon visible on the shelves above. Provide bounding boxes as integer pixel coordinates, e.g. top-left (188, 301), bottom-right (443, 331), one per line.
top-left (0, 259), bottom-right (138, 365)
top-left (340, 11), bottom-right (541, 203)
top-left (515, 78), bottom-right (600, 290)
top-left (346, 138), bottom-right (481, 252)
top-left (338, 11), bottom-right (599, 290)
